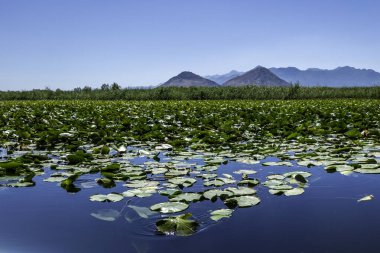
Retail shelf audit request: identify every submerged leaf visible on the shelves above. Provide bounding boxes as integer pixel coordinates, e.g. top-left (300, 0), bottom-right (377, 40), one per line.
top-left (91, 209), bottom-right (120, 222)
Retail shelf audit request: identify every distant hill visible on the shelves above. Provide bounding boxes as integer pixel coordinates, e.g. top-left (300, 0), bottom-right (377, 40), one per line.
top-left (160, 71), bottom-right (220, 87)
top-left (205, 70), bottom-right (244, 85)
top-left (270, 66), bottom-right (380, 87)
top-left (223, 66), bottom-right (290, 86)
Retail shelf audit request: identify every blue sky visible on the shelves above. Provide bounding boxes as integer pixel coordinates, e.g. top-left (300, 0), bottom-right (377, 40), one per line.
top-left (1, 0), bottom-right (380, 90)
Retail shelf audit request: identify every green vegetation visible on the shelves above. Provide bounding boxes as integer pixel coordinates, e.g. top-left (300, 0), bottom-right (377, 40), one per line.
top-left (0, 99), bottom-right (379, 236)
top-left (1, 85), bottom-right (380, 100)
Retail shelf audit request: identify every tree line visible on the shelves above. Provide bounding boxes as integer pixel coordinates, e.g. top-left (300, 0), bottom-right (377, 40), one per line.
top-left (0, 83), bottom-right (380, 100)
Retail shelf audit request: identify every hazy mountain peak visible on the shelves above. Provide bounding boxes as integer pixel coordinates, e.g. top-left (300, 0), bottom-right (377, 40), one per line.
top-left (270, 66), bottom-right (380, 86)
top-left (161, 71), bottom-right (219, 87)
top-left (223, 66), bottom-right (290, 87)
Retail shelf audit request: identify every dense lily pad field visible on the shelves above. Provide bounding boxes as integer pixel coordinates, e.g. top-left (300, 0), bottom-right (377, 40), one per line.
top-left (1, 100), bottom-right (380, 237)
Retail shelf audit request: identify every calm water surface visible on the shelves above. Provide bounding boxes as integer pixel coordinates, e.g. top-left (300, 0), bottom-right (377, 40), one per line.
top-left (1, 157), bottom-right (380, 253)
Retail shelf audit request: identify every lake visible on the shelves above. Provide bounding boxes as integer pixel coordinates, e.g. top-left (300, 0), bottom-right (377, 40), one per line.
top-left (1, 150), bottom-right (380, 253)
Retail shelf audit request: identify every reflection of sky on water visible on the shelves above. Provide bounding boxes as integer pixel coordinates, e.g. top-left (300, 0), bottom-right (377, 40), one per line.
top-left (1, 150), bottom-right (380, 253)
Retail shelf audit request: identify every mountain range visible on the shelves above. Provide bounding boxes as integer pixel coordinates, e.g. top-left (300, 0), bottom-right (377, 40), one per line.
top-left (160, 66), bottom-right (289, 87)
top-left (160, 66), bottom-right (380, 88)
top-left (207, 66), bottom-right (380, 87)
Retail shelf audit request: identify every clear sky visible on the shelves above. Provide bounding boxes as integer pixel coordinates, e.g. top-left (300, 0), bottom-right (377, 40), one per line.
top-left (1, 0), bottom-right (380, 90)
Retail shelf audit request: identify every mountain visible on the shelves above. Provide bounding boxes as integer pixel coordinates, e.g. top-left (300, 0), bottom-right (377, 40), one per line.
top-left (205, 70), bottom-right (244, 85)
top-left (269, 66), bottom-right (380, 87)
top-left (223, 66), bottom-right (290, 86)
top-left (160, 71), bottom-right (220, 87)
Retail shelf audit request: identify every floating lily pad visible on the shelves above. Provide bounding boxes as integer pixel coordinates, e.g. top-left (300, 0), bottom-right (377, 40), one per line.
top-left (262, 161), bottom-right (292, 167)
top-left (168, 177), bottom-right (196, 187)
top-left (123, 180), bottom-right (159, 188)
top-left (156, 213), bottom-right (198, 236)
top-left (150, 202), bottom-right (189, 214)
top-left (90, 193), bottom-right (124, 202)
top-left (224, 195), bottom-right (261, 208)
top-left (234, 170), bottom-right (257, 175)
top-left (122, 187), bottom-right (157, 198)
top-left (284, 188), bottom-right (305, 196)
top-left (358, 195), bottom-right (374, 202)
top-left (210, 209), bottom-right (234, 221)
top-left (225, 187), bottom-right (256, 196)
top-left (170, 193), bottom-right (202, 203)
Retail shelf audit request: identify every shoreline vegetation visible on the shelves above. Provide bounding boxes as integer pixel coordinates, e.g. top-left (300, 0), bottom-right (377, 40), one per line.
top-left (0, 84), bottom-right (380, 100)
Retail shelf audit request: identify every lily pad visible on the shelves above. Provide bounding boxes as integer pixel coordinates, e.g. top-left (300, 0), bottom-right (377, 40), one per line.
top-left (210, 209), bottom-right (234, 221)
top-left (224, 195), bottom-right (261, 208)
top-left (156, 213), bottom-right (198, 236)
top-left (150, 201), bottom-right (189, 214)
top-left (90, 193), bottom-right (124, 202)
top-left (284, 188), bottom-right (305, 196)
top-left (170, 193), bottom-right (202, 203)
top-left (358, 195), bottom-right (374, 202)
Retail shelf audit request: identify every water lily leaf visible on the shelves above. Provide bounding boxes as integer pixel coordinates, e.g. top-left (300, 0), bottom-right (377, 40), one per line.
top-left (159, 188), bottom-right (182, 197)
top-left (89, 194), bottom-right (108, 202)
top-left (297, 160), bottom-right (323, 167)
top-left (151, 167), bottom-right (168, 175)
top-left (200, 173), bottom-right (218, 179)
top-left (235, 159), bottom-right (260, 165)
top-left (234, 170), bottom-right (257, 175)
top-left (237, 177), bottom-right (259, 186)
top-left (262, 161), bottom-right (292, 167)
top-left (267, 174), bottom-right (285, 180)
top-left (91, 209), bottom-right (120, 221)
top-left (123, 180), bottom-right (159, 188)
top-left (150, 202), bottom-right (189, 213)
top-left (358, 195), bottom-right (374, 202)
top-left (203, 189), bottom-right (233, 200)
top-left (210, 209), bottom-right (234, 221)
top-left (170, 193), bottom-right (202, 203)
top-left (156, 213), bottom-right (198, 236)
top-left (90, 193), bottom-right (124, 202)
top-left (224, 195), bottom-right (261, 208)
top-left (155, 144), bottom-right (173, 150)
top-left (354, 168), bottom-right (380, 174)
top-left (168, 177), bottom-right (196, 187)
top-left (225, 187), bottom-right (256, 196)
top-left (222, 173), bottom-right (234, 179)
top-left (165, 169), bottom-right (190, 177)
top-left (284, 188), bottom-right (305, 196)
top-left (43, 176), bottom-right (67, 182)
top-left (203, 178), bottom-right (226, 187)
top-left (283, 171), bottom-right (312, 178)
top-left (122, 187), bottom-right (157, 198)
top-left (7, 181), bottom-right (35, 187)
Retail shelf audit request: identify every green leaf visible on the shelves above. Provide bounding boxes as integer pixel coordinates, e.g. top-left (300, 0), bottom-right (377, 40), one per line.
top-left (284, 188), bottom-right (305, 196)
top-left (169, 193), bottom-right (202, 203)
top-left (210, 209), bottom-right (234, 221)
top-left (224, 195), bottom-right (261, 208)
top-left (150, 202), bottom-right (189, 214)
top-left (156, 213), bottom-right (198, 236)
